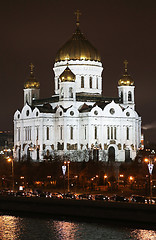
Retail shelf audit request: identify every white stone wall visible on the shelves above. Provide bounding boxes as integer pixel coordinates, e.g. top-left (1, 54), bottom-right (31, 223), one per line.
top-left (14, 98), bottom-right (141, 162)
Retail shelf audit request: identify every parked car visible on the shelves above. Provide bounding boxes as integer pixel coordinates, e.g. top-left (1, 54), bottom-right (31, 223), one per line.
top-left (110, 195), bottom-right (129, 202)
top-left (95, 194), bottom-right (109, 201)
top-left (78, 194), bottom-right (93, 200)
top-left (63, 193), bottom-right (76, 199)
top-left (130, 195), bottom-right (147, 203)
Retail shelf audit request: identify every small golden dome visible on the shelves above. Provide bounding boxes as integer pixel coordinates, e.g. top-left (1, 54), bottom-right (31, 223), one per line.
top-left (59, 66), bottom-right (75, 82)
top-left (55, 26), bottom-right (101, 62)
top-left (24, 63), bottom-right (40, 89)
top-left (118, 60), bottom-right (134, 86)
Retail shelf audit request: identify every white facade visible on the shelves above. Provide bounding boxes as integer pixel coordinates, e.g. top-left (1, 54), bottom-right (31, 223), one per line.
top-left (14, 24), bottom-right (141, 163)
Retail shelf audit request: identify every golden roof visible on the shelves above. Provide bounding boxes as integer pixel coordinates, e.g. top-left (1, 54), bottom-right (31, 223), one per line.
top-left (59, 66), bottom-right (75, 82)
top-left (24, 63), bottom-right (40, 89)
top-left (55, 11), bottom-right (101, 62)
top-left (118, 60), bottom-right (134, 86)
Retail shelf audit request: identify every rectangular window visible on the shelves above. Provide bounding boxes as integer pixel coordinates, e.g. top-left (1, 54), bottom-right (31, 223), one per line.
top-left (107, 127), bottom-right (110, 139)
top-left (60, 126), bottom-right (63, 140)
top-left (81, 76), bottom-right (84, 88)
top-left (95, 126), bottom-right (97, 139)
top-left (27, 127), bottom-right (29, 141)
top-left (127, 127), bottom-right (129, 140)
top-left (58, 78), bottom-right (59, 89)
top-left (111, 127), bottom-right (113, 139)
top-left (114, 127), bottom-right (116, 140)
top-left (36, 127), bottom-right (39, 140)
top-left (90, 77), bottom-right (92, 88)
top-left (85, 126), bottom-right (86, 140)
top-left (18, 128), bottom-right (20, 141)
top-left (25, 128), bottom-right (27, 141)
top-left (70, 126), bottom-right (73, 140)
top-left (47, 127), bottom-right (49, 140)
top-left (29, 127), bottom-right (31, 141)
top-left (96, 77), bottom-right (98, 89)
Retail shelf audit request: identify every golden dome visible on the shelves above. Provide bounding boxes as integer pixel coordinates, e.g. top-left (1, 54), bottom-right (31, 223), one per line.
top-left (59, 66), bottom-right (75, 82)
top-left (118, 60), bottom-right (134, 86)
top-left (55, 26), bottom-right (101, 62)
top-left (24, 63), bottom-right (40, 89)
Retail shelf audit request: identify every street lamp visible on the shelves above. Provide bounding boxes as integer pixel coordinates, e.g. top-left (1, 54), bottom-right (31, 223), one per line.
top-left (7, 157), bottom-right (14, 191)
top-left (64, 160), bottom-right (70, 192)
top-left (118, 174), bottom-right (124, 189)
top-left (104, 174), bottom-right (108, 185)
top-left (144, 150), bottom-right (156, 200)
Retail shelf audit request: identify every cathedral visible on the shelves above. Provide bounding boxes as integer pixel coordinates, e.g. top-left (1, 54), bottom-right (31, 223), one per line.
top-left (14, 13), bottom-right (141, 163)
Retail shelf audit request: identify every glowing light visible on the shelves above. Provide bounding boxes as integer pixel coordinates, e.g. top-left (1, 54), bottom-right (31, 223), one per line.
top-left (104, 175), bottom-right (107, 179)
top-left (144, 158), bottom-right (149, 163)
top-left (129, 176), bottom-right (134, 181)
top-left (119, 174), bottom-right (124, 178)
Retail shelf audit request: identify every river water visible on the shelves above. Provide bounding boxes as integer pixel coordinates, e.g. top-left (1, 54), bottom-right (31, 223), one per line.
top-left (0, 214), bottom-right (155, 240)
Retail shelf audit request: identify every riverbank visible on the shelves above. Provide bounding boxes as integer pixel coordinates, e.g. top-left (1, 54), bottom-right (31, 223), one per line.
top-left (0, 196), bottom-right (155, 225)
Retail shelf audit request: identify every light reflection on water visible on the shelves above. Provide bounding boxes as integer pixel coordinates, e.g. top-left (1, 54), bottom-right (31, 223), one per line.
top-left (0, 215), bottom-right (155, 240)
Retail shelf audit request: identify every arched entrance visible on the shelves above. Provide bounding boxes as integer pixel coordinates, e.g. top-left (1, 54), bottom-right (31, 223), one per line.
top-left (108, 146), bottom-right (115, 162)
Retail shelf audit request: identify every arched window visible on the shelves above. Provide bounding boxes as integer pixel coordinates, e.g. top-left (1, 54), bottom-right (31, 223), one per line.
top-left (70, 126), bottom-right (73, 140)
top-left (96, 77), bottom-right (98, 89)
top-left (81, 76), bottom-right (84, 88)
top-left (128, 91), bottom-right (132, 101)
top-left (47, 127), bottom-right (49, 140)
top-left (69, 87), bottom-right (73, 98)
top-left (95, 126), bottom-right (97, 139)
top-left (90, 77), bottom-right (92, 88)
top-left (126, 127), bottom-right (129, 140)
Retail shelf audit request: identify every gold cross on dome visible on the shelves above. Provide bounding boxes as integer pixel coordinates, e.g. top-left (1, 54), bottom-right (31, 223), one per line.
top-left (124, 60), bottom-right (128, 72)
top-left (75, 10), bottom-right (81, 26)
top-left (29, 63), bottom-right (34, 74)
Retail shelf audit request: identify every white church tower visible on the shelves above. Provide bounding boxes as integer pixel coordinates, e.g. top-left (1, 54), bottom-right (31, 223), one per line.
top-left (24, 63), bottom-right (40, 106)
top-left (59, 66), bottom-right (76, 106)
top-left (118, 60), bottom-right (135, 110)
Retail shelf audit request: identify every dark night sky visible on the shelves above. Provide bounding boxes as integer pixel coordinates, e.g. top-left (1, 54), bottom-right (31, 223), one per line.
top-left (0, 0), bottom-right (156, 144)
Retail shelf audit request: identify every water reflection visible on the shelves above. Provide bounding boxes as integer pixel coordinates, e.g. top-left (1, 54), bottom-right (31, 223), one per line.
top-left (0, 215), bottom-right (155, 240)
top-left (131, 229), bottom-right (156, 240)
top-left (53, 221), bottom-right (78, 240)
top-left (0, 215), bottom-right (20, 240)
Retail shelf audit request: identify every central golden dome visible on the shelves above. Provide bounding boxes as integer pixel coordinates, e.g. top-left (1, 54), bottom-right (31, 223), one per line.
top-left (55, 26), bottom-right (101, 62)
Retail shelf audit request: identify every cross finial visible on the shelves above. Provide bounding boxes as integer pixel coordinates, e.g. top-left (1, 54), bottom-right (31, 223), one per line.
top-left (74, 10), bottom-right (81, 27)
top-left (124, 60), bottom-right (128, 72)
top-left (29, 63), bottom-right (34, 74)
